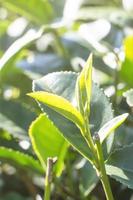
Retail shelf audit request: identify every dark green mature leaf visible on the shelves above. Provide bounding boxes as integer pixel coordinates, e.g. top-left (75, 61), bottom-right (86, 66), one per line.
top-left (77, 159), bottom-right (98, 196)
top-left (106, 144), bottom-right (133, 188)
top-left (33, 72), bottom-right (113, 160)
top-left (0, 98), bottom-right (36, 139)
top-left (0, 0), bottom-right (53, 25)
top-left (114, 125), bottom-right (133, 149)
top-left (123, 89), bottom-right (133, 107)
top-left (29, 114), bottom-right (68, 176)
top-left (62, 36), bottom-right (114, 76)
top-left (0, 147), bottom-right (43, 174)
top-left (106, 165), bottom-right (133, 189)
top-left (106, 144), bottom-right (133, 173)
top-left (17, 53), bottom-right (70, 79)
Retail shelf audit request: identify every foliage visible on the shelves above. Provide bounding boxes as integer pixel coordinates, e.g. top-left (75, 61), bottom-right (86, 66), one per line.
top-left (0, 0), bottom-right (133, 199)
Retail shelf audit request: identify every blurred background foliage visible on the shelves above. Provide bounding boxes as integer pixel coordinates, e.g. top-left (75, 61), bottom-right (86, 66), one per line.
top-left (0, 0), bottom-right (133, 199)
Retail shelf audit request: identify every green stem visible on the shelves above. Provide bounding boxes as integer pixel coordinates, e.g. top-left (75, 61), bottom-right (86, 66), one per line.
top-left (84, 127), bottom-right (99, 169)
top-left (82, 109), bottom-right (99, 169)
top-left (44, 182), bottom-right (51, 200)
top-left (44, 158), bottom-right (55, 200)
top-left (94, 134), bottom-right (114, 200)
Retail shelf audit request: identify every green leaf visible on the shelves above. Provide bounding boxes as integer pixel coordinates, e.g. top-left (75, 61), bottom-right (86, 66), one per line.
top-left (106, 165), bottom-right (133, 189)
top-left (106, 144), bottom-right (133, 173)
top-left (75, 6), bottom-right (133, 22)
top-left (28, 91), bottom-right (84, 130)
top-left (29, 113), bottom-right (68, 176)
top-left (18, 53), bottom-right (70, 79)
top-left (0, 29), bottom-right (43, 75)
top-left (61, 36), bottom-right (114, 76)
top-left (98, 113), bottom-right (128, 143)
top-left (114, 126), bottom-right (133, 149)
top-left (121, 36), bottom-right (133, 87)
top-left (77, 159), bottom-right (98, 196)
top-left (76, 54), bottom-right (92, 115)
top-left (0, 98), bottom-right (36, 139)
top-left (123, 36), bottom-right (133, 60)
top-left (106, 144), bottom-right (133, 188)
top-left (0, 0), bottom-right (53, 25)
top-left (33, 72), bottom-right (113, 160)
top-left (85, 54), bottom-right (93, 107)
top-left (0, 147), bottom-right (43, 174)
top-left (123, 89), bottom-right (133, 107)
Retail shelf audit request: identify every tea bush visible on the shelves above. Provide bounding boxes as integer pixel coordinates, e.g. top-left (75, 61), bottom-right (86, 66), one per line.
top-left (0, 0), bottom-right (133, 199)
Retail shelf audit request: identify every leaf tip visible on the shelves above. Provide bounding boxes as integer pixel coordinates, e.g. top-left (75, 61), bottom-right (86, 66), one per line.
top-left (122, 113), bottom-right (129, 119)
top-left (86, 53), bottom-right (93, 65)
top-left (27, 92), bottom-right (37, 99)
top-left (27, 92), bottom-right (33, 96)
top-left (89, 52), bottom-right (93, 59)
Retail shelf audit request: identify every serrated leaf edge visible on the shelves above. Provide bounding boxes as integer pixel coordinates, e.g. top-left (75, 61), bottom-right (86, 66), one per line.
top-left (0, 146), bottom-right (43, 174)
top-left (106, 165), bottom-right (133, 189)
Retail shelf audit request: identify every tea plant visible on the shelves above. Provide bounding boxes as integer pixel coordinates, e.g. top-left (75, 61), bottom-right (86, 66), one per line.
top-left (28, 55), bottom-right (129, 200)
top-left (1, 1), bottom-right (133, 199)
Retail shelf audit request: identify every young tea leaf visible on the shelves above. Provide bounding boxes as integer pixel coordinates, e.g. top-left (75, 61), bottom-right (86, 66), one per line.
top-left (29, 113), bottom-right (68, 176)
top-left (76, 54), bottom-right (93, 115)
top-left (121, 36), bottom-right (133, 87)
top-left (85, 54), bottom-right (93, 109)
top-left (32, 72), bottom-right (114, 160)
top-left (28, 91), bottom-right (84, 130)
top-left (98, 113), bottom-right (128, 143)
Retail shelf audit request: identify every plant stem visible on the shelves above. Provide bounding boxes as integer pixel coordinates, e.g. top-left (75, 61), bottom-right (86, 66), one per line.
top-left (85, 127), bottom-right (99, 169)
top-left (44, 181), bottom-right (51, 200)
top-left (44, 158), bottom-right (55, 200)
top-left (94, 134), bottom-right (114, 200)
top-left (82, 111), bottom-right (99, 169)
